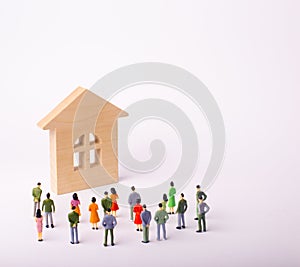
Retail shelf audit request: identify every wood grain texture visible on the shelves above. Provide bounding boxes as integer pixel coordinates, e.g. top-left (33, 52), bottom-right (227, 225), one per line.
top-left (38, 87), bottom-right (128, 195)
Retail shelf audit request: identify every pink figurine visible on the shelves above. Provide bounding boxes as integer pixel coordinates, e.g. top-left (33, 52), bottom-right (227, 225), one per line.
top-left (71, 193), bottom-right (81, 218)
top-left (35, 209), bottom-right (43, 241)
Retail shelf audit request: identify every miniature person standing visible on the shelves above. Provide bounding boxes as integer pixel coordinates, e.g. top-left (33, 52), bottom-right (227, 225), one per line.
top-left (194, 185), bottom-right (207, 220)
top-left (168, 181), bottom-right (176, 214)
top-left (71, 193), bottom-right (81, 218)
top-left (141, 204), bottom-right (152, 243)
top-left (89, 197), bottom-right (100, 230)
top-left (102, 208), bottom-right (117, 247)
top-left (128, 186), bottom-right (141, 221)
top-left (154, 203), bottom-right (169, 241)
top-left (32, 182), bottom-right (42, 217)
top-left (101, 191), bottom-right (112, 216)
top-left (35, 209), bottom-right (43, 242)
top-left (110, 188), bottom-right (119, 217)
top-left (196, 196), bottom-right (210, 233)
top-left (161, 193), bottom-right (168, 211)
top-left (176, 193), bottom-right (188, 230)
top-left (42, 192), bottom-right (55, 228)
top-left (68, 206), bottom-right (79, 244)
top-left (133, 199), bottom-right (143, 231)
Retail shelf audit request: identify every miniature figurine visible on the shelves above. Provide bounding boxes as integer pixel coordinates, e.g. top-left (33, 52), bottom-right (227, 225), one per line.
top-left (141, 204), bottom-right (152, 243)
top-left (168, 181), bottom-right (176, 214)
top-left (68, 206), bottom-right (80, 244)
top-left (194, 185), bottom-right (207, 220)
top-left (32, 182), bottom-right (42, 217)
top-left (176, 193), bottom-right (188, 230)
top-left (196, 196), bottom-right (210, 233)
top-left (89, 197), bottom-right (100, 230)
top-left (128, 186), bottom-right (141, 221)
top-left (102, 208), bottom-right (117, 247)
top-left (42, 192), bottom-right (55, 228)
top-left (35, 209), bottom-right (43, 242)
top-left (133, 198), bottom-right (143, 231)
top-left (70, 193), bottom-right (81, 219)
top-left (161, 193), bottom-right (168, 211)
top-left (154, 203), bottom-right (169, 241)
top-left (110, 187), bottom-right (119, 217)
top-left (101, 191), bottom-right (112, 216)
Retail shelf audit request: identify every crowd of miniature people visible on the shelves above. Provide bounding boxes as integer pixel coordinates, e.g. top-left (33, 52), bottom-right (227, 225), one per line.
top-left (32, 181), bottom-right (210, 246)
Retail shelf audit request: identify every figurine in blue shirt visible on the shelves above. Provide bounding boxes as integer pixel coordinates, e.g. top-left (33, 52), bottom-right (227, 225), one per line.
top-left (141, 204), bottom-right (152, 243)
top-left (102, 208), bottom-right (117, 246)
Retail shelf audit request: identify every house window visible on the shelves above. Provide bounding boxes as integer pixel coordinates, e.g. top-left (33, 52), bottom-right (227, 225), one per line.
top-left (73, 133), bottom-right (102, 170)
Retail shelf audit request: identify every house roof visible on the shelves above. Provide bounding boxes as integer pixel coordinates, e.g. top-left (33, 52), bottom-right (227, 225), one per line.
top-left (37, 86), bottom-right (128, 130)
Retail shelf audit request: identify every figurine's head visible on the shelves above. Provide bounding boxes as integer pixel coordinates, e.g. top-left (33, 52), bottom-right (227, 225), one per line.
top-left (136, 198), bottom-right (141, 204)
top-left (163, 193), bottom-right (168, 202)
top-left (36, 209), bottom-right (42, 218)
top-left (91, 197), bottom-right (96, 203)
top-left (196, 185), bottom-right (201, 191)
top-left (198, 196), bottom-right (203, 203)
top-left (158, 203), bottom-right (163, 209)
top-left (104, 191), bottom-right (108, 197)
top-left (180, 193), bottom-right (184, 199)
top-left (110, 187), bottom-right (117, 194)
top-left (71, 206), bottom-right (76, 210)
top-left (107, 208), bottom-right (111, 215)
top-left (170, 181), bottom-right (174, 187)
top-left (37, 182), bottom-right (41, 187)
top-left (131, 186), bottom-right (135, 191)
top-left (46, 193), bottom-right (50, 199)
top-left (72, 193), bottom-right (78, 200)
top-left (143, 204), bottom-right (147, 210)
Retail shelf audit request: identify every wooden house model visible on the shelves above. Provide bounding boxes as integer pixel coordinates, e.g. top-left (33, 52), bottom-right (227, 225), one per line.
top-left (37, 87), bottom-right (128, 195)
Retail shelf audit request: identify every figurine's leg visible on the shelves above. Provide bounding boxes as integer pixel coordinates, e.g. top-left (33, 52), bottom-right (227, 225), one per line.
top-left (143, 226), bottom-right (147, 242)
top-left (45, 212), bottom-right (49, 226)
top-left (104, 229), bottom-right (108, 245)
top-left (177, 213), bottom-right (181, 227)
top-left (157, 224), bottom-right (161, 240)
top-left (182, 214), bottom-right (185, 227)
top-left (70, 227), bottom-right (74, 243)
top-left (162, 223), bottom-right (167, 240)
top-left (198, 215), bottom-right (202, 231)
top-left (130, 207), bottom-right (133, 221)
top-left (110, 229), bottom-right (114, 245)
top-left (33, 202), bottom-right (37, 217)
top-left (202, 215), bottom-right (206, 232)
top-left (74, 226), bottom-right (78, 243)
top-left (49, 212), bottom-right (53, 226)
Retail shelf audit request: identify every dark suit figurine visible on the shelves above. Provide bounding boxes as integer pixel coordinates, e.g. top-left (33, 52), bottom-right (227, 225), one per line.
top-left (195, 185), bottom-right (207, 220)
top-left (196, 196), bottom-right (210, 233)
top-left (176, 193), bottom-right (188, 229)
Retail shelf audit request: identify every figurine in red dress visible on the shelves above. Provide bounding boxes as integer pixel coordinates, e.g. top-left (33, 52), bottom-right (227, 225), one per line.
top-left (110, 188), bottom-right (119, 217)
top-left (133, 198), bottom-right (143, 231)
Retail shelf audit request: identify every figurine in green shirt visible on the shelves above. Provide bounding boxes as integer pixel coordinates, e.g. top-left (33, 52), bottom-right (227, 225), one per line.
top-left (168, 181), bottom-right (176, 214)
top-left (32, 182), bottom-right (42, 217)
top-left (42, 192), bottom-right (55, 228)
top-left (101, 191), bottom-right (112, 216)
top-left (68, 206), bottom-right (79, 244)
top-left (154, 203), bottom-right (169, 241)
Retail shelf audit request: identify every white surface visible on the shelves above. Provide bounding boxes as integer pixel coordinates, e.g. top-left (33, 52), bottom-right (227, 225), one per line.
top-left (0, 1), bottom-right (299, 266)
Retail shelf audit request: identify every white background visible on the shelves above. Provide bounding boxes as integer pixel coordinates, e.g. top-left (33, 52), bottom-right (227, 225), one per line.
top-left (0, 1), bottom-right (299, 266)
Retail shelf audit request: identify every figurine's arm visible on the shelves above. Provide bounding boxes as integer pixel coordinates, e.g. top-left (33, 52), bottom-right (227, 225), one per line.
top-left (184, 201), bottom-right (188, 213)
top-left (204, 204), bottom-right (210, 214)
top-left (52, 200), bottom-right (55, 213)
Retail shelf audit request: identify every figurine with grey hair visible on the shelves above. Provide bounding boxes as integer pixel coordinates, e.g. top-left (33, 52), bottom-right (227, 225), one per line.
top-left (128, 186), bottom-right (141, 221)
